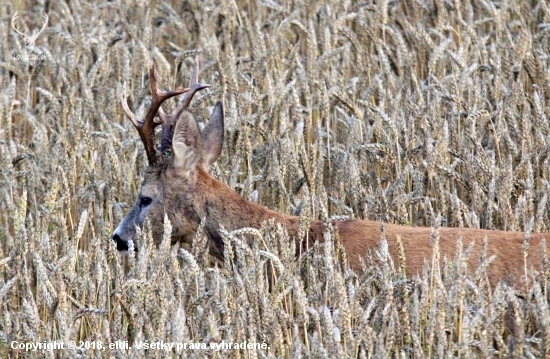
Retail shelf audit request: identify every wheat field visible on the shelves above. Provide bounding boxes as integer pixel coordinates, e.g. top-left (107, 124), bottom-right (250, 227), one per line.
top-left (1, 0), bottom-right (550, 358)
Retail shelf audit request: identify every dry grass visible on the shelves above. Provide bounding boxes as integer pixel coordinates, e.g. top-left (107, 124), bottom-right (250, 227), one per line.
top-left (1, 0), bottom-right (550, 357)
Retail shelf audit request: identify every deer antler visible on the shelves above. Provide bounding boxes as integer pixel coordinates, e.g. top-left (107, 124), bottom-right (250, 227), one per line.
top-left (30, 13), bottom-right (49, 41)
top-left (11, 12), bottom-right (28, 38)
top-left (39, 14), bottom-right (48, 33)
top-left (157, 55), bottom-right (210, 155)
top-left (121, 61), bottom-right (189, 166)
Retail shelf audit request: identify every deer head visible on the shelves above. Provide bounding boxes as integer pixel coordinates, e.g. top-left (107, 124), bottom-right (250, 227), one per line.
top-left (11, 11), bottom-right (48, 53)
top-left (112, 57), bottom-right (224, 253)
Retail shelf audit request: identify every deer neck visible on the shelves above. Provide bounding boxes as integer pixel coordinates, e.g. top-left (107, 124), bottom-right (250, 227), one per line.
top-left (193, 167), bottom-right (323, 257)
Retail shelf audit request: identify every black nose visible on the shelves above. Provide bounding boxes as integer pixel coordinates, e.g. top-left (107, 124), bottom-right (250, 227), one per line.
top-left (112, 234), bottom-right (129, 251)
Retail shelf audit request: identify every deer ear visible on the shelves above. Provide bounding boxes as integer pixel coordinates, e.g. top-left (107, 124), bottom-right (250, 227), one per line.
top-left (172, 109), bottom-right (202, 169)
top-left (201, 102), bottom-right (224, 167)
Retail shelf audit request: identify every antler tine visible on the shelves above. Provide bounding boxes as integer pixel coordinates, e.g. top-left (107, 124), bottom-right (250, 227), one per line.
top-left (160, 56), bottom-right (211, 123)
top-left (11, 12), bottom-right (28, 37)
top-left (147, 63), bottom-right (191, 123)
top-left (178, 55), bottom-right (211, 110)
top-left (158, 55), bottom-right (210, 155)
top-left (120, 82), bottom-right (140, 127)
top-left (120, 61), bottom-right (190, 165)
top-left (41, 14), bottom-right (49, 31)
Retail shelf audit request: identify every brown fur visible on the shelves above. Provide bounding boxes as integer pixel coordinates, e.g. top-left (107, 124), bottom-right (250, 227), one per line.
top-left (192, 166), bottom-right (545, 288)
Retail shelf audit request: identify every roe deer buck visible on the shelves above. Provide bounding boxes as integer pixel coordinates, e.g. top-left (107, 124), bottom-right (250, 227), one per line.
top-left (112, 57), bottom-right (546, 289)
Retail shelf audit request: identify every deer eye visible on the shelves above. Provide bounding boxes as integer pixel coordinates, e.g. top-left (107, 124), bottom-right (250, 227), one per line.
top-left (139, 197), bottom-right (153, 208)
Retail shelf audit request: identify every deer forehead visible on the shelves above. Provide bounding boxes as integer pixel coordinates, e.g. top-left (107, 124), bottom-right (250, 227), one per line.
top-left (139, 181), bottom-right (160, 197)
top-left (139, 171), bottom-right (162, 194)
top-left (141, 164), bottom-right (197, 192)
